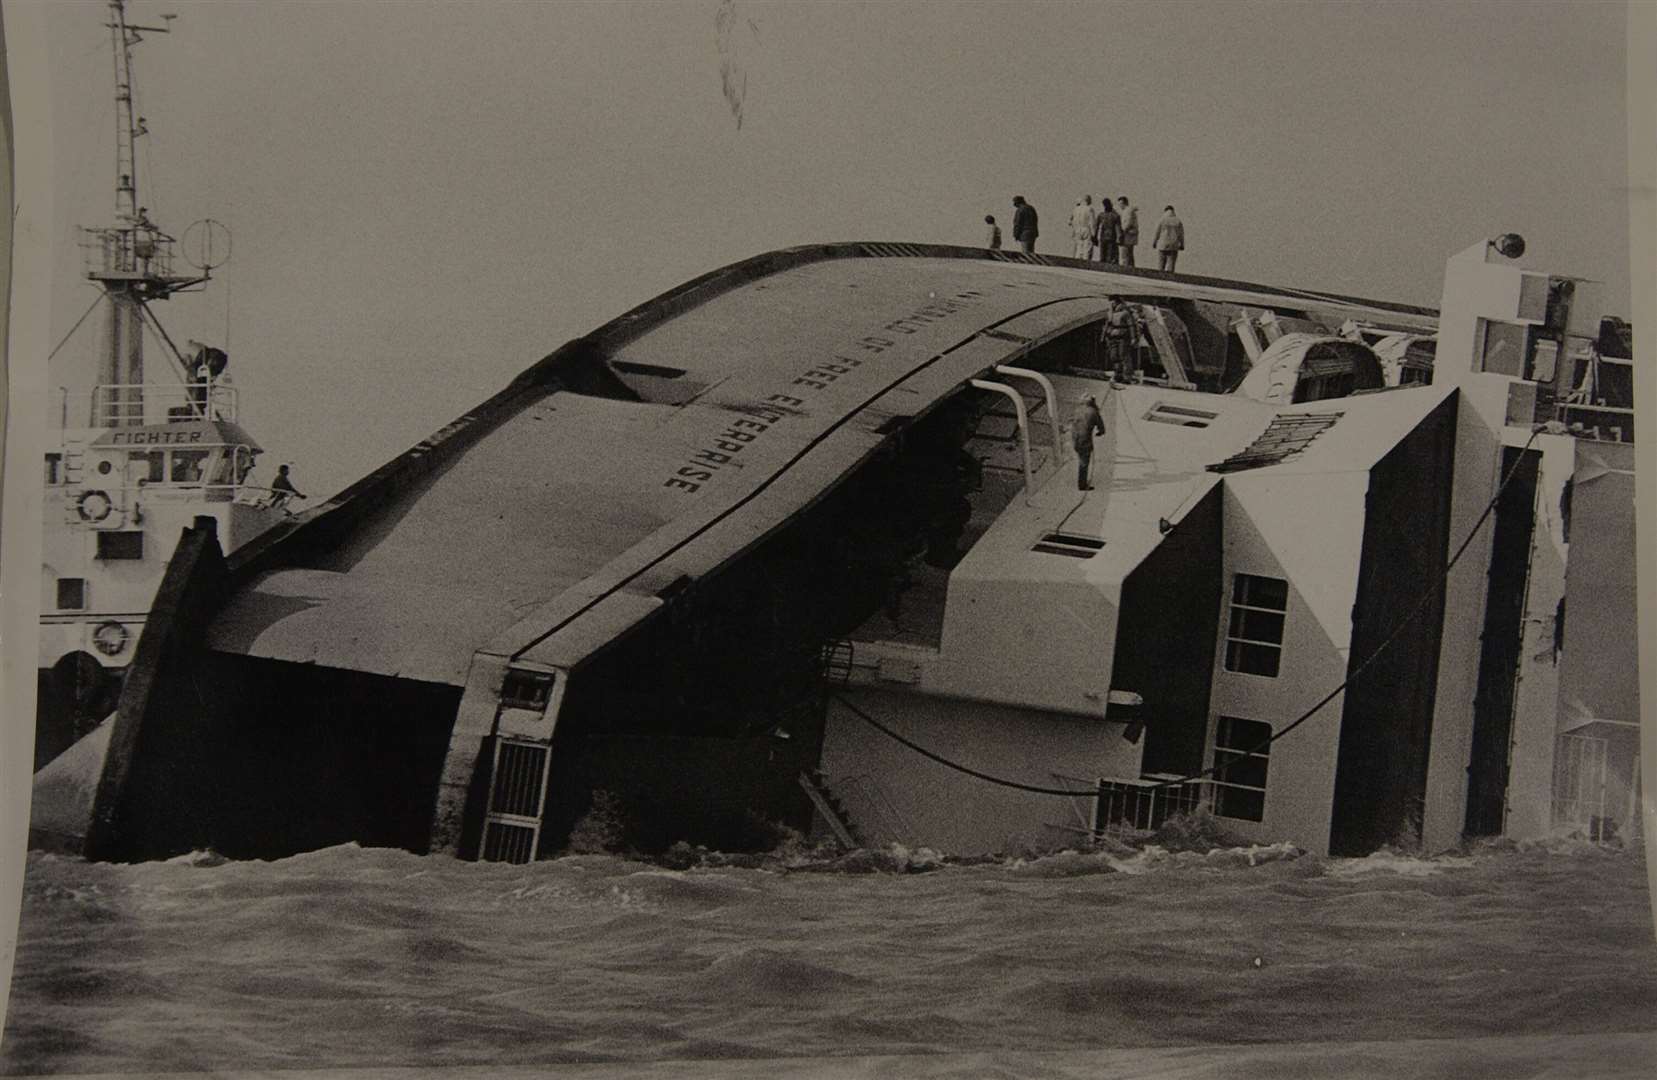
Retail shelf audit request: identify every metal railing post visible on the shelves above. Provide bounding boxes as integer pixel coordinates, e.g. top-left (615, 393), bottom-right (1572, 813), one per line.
top-left (969, 378), bottom-right (1034, 498)
top-left (994, 364), bottom-right (1066, 461)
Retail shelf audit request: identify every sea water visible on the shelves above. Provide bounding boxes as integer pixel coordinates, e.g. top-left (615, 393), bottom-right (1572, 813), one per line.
top-left (3, 838), bottom-right (1653, 1074)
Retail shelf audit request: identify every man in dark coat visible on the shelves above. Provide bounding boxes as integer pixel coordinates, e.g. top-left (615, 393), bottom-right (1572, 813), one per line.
top-left (1071, 394), bottom-right (1106, 491)
top-left (267, 464), bottom-right (306, 512)
top-left (1154, 205), bottom-right (1185, 272)
top-left (1011, 195), bottom-right (1039, 254)
top-left (1095, 199), bottom-right (1121, 264)
top-left (1100, 298), bottom-right (1137, 378)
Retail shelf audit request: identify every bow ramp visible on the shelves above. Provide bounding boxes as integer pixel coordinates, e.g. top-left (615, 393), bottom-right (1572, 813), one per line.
top-left (78, 244), bottom-right (1436, 862)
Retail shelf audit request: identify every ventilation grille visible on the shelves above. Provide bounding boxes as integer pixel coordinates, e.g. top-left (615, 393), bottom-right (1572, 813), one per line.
top-left (1209, 412), bottom-right (1342, 473)
top-left (1145, 402), bottom-right (1217, 428)
top-left (1033, 533), bottom-right (1105, 559)
top-left (859, 242), bottom-right (930, 258)
top-left (482, 821), bottom-right (538, 864)
top-left (855, 241), bottom-right (1057, 266)
top-left (489, 740), bottom-right (550, 818)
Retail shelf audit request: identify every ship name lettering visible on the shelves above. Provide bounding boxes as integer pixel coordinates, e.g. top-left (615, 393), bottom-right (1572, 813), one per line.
top-left (110, 429), bottom-right (204, 445)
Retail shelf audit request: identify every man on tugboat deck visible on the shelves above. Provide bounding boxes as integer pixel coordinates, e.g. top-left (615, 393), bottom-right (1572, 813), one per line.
top-left (267, 464), bottom-right (305, 512)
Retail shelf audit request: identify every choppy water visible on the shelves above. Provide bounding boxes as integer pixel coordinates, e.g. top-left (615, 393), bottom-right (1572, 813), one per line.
top-left (3, 838), bottom-right (1653, 1075)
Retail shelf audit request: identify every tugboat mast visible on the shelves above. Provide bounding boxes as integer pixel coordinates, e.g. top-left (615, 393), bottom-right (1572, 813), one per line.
top-left (88, 0), bottom-right (206, 427)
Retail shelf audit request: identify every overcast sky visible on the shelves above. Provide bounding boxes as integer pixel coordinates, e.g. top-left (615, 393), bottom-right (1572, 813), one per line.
top-left (39, 0), bottom-right (1632, 499)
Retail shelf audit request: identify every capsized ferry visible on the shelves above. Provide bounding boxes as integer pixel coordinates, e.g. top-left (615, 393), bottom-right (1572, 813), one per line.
top-left (31, 227), bottom-right (1639, 865)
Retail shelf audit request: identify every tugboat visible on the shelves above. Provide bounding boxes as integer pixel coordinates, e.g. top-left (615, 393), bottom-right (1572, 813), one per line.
top-left (35, 0), bottom-right (291, 770)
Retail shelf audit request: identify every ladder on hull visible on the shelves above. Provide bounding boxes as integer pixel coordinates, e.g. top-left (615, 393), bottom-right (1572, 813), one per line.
top-left (797, 770), bottom-right (863, 849)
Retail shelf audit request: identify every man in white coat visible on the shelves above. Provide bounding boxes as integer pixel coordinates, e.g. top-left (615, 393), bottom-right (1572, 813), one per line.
top-left (1116, 196), bottom-right (1140, 267)
top-left (1070, 195), bottom-right (1098, 259)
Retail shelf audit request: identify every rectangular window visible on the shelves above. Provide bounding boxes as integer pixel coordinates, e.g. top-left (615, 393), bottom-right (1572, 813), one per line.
top-left (500, 669), bottom-right (555, 710)
top-left (1478, 320), bottom-right (1528, 377)
top-left (170, 449), bottom-right (210, 484)
top-left (45, 453), bottom-right (62, 486)
top-left (1032, 533), bottom-right (1105, 559)
top-left (1517, 274), bottom-right (1550, 322)
top-left (1225, 573), bottom-right (1287, 677)
top-left (1145, 402), bottom-right (1218, 428)
top-left (129, 451), bottom-right (166, 483)
top-left (1212, 715), bottom-right (1271, 822)
top-left (96, 531), bottom-right (144, 561)
top-left (56, 577), bottom-right (87, 611)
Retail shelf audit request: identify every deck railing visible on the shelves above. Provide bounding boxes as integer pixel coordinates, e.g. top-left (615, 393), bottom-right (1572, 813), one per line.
top-left (79, 382), bottom-right (240, 427)
top-left (1091, 775), bottom-right (1210, 834)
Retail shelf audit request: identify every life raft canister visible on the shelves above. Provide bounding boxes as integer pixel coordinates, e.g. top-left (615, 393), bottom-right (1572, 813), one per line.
top-left (76, 489), bottom-right (113, 523)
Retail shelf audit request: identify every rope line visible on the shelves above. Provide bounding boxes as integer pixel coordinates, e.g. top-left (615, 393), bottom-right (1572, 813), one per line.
top-left (834, 694), bottom-right (1099, 796)
top-left (837, 426), bottom-right (1542, 801)
top-left (47, 293), bottom-right (107, 362)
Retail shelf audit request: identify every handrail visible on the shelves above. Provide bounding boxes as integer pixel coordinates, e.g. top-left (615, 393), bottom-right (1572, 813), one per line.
top-left (830, 772), bottom-right (914, 848)
top-left (1049, 772), bottom-right (1097, 831)
top-left (993, 364), bottom-right (1065, 461)
top-left (79, 381), bottom-right (239, 426)
top-left (969, 378), bottom-right (1034, 498)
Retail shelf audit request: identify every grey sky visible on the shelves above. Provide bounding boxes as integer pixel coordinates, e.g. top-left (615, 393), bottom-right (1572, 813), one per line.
top-left (41, 0), bottom-right (1631, 499)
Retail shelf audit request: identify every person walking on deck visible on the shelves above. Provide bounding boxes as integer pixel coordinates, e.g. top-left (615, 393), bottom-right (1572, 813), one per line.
top-left (1116, 196), bottom-right (1140, 267)
top-left (1071, 394), bottom-right (1106, 491)
top-left (1070, 195), bottom-right (1098, 259)
top-left (984, 214), bottom-right (1002, 250)
top-left (1012, 195), bottom-right (1039, 254)
top-left (1095, 198), bottom-right (1122, 264)
top-left (1154, 205), bottom-right (1185, 272)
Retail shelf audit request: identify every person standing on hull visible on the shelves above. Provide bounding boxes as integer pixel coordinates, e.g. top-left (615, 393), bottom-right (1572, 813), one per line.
top-left (1095, 197), bottom-right (1121, 264)
top-left (1071, 393), bottom-right (1106, 491)
top-left (1011, 195), bottom-right (1039, 254)
top-left (984, 214), bottom-right (1002, 250)
top-left (1116, 196), bottom-right (1139, 267)
top-left (1154, 205), bottom-right (1185, 272)
top-left (1070, 195), bottom-right (1097, 259)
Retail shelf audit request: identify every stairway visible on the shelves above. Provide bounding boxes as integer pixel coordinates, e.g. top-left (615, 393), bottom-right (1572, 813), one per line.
top-left (797, 770), bottom-right (864, 849)
top-left (1140, 307), bottom-right (1198, 390)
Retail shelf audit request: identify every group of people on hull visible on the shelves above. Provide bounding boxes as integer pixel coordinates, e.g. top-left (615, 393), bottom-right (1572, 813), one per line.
top-left (983, 195), bottom-right (1185, 272)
